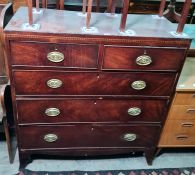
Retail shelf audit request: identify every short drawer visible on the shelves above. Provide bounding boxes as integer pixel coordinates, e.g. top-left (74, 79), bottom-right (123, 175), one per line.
top-left (11, 42), bottom-right (99, 69)
top-left (174, 93), bottom-right (195, 105)
top-left (159, 120), bottom-right (195, 146)
top-left (16, 99), bottom-right (167, 124)
top-left (19, 125), bottom-right (160, 149)
top-left (169, 105), bottom-right (195, 120)
top-left (103, 46), bottom-right (186, 71)
top-left (13, 71), bottom-right (176, 96)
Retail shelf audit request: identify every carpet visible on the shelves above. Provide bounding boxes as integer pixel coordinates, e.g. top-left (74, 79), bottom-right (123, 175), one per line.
top-left (17, 167), bottom-right (195, 175)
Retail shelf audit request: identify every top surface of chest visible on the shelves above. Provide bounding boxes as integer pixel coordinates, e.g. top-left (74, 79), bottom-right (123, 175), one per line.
top-left (4, 7), bottom-right (188, 40)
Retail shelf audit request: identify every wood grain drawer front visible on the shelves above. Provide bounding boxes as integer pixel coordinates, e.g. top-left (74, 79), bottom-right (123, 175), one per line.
top-left (174, 93), bottom-right (195, 105)
top-left (19, 125), bottom-right (160, 149)
top-left (13, 71), bottom-right (176, 96)
top-left (11, 42), bottom-right (99, 69)
top-left (169, 105), bottom-right (195, 120)
top-left (159, 120), bottom-right (195, 146)
top-left (103, 46), bottom-right (186, 71)
top-left (16, 99), bottom-right (167, 124)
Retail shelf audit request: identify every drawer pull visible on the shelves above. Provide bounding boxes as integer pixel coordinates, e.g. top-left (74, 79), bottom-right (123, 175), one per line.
top-left (122, 133), bottom-right (137, 142)
top-left (181, 122), bottom-right (194, 127)
top-left (128, 107), bottom-right (141, 116)
top-left (47, 79), bottom-right (63, 89)
top-left (45, 108), bottom-right (60, 117)
top-left (176, 135), bottom-right (189, 141)
top-left (131, 80), bottom-right (146, 90)
top-left (186, 109), bottom-right (195, 113)
top-left (136, 55), bottom-right (152, 66)
top-left (47, 51), bottom-right (64, 63)
top-left (44, 134), bottom-right (58, 143)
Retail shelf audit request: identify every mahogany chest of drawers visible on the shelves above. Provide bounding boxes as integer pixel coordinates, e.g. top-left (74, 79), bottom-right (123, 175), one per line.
top-left (4, 7), bottom-right (191, 168)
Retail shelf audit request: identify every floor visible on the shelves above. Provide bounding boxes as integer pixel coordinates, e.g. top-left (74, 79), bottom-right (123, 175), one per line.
top-left (0, 141), bottom-right (195, 175)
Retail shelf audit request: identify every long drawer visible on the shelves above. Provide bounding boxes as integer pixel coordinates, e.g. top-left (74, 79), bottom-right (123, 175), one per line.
top-left (19, 125), bottom-right (161, 149)
top-left (16, 99), bottom-right (167, 124)
top-left (13, 71), bottom-right (176, 96)
top-left (11, 42), bottom-right (99, 69)
top-left (159, 120), bottom-right (195, 146)
top-left (103, 46), bottom-right (186, 71)
top-left (174, 93), bottom-right (195, 105)
top-left (169, 105), bottom-right (195, 120)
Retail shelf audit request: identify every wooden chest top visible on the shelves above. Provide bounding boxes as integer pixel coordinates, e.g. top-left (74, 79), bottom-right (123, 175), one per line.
top-left (4, 7), bottom-right (190, 40)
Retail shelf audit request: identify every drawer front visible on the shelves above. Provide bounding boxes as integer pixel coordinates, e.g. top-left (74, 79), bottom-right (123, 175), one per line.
top-left (103, 46), bottom-right (186, 71)
top-left (169, 105), bottom-right (195, 120)
top-left (11, 42), bottom-right (99, 69)
top-left (174, 93), bottom-right (195, 105)
top-left (159, 120), bottom-right (195, 146)
top-left (13, 71), bottom-right (176, 96)
top-left (16, 99), bottom-right (167, 124)
top-left (19, 125), bottom-right (160, 149)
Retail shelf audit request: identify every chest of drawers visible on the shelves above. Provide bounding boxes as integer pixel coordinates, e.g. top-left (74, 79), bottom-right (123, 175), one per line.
top-left (159, 58), bottom-right (195, 147)
top-left (4, 6), bottom-right (191, 168)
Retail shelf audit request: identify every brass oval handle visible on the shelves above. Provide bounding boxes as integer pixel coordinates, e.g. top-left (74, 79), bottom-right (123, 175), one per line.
top-left (127, 107), bottom-right (141, 116)
top-left (45, 108), bottom-right (60, 117)
top-left (121, 133), bottom-right (137, 142)
top-left (131, 80), bottom-right (146, 90)
top-left (176, 135), bottom-right (189, 141)
top-left (47, 51), bottom-right (64, 63)
top-left (47, 79), bottom-right (63, 89)
top-left (136, 55), bottom-right (152, 66)
top-left (44, 134), bottom-right (58, 143)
